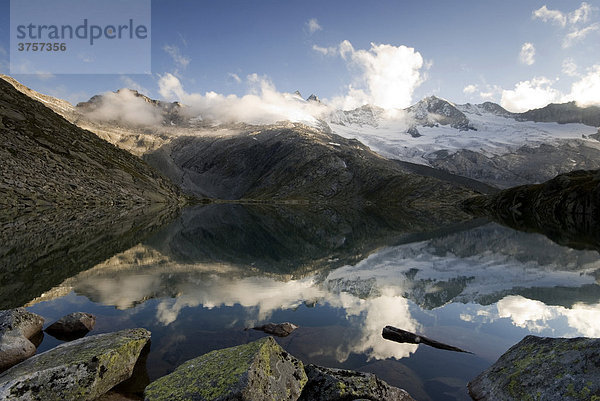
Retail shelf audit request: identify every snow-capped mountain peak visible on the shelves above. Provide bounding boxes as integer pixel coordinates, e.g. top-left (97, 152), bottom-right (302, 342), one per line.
top-left (406, 96), bottom-right (475, 131)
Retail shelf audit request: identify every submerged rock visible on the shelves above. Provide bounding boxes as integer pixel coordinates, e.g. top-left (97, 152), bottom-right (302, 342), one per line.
top-left (252, 322), bottom-right (298, 337)
top-left (0, 328), bottom-right (150, 401)
top-left (0, 308), bottom-right (44, 371)
top-left (468, 335), bottom-right (600, 401)
top-left (45, 312), bottom-right (96, 341)
top-left (144, 336), bottom-right (307, 401)
top-left (299, 364), bottom-right (414, 401)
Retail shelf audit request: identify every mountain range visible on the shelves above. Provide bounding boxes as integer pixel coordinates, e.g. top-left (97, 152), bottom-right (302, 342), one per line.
top-left (1, 75), bottom-right (493, 222)
top-left (2, 74), bottom-right (599, 207)
top-left (5, 74), bottom-right (598, 190)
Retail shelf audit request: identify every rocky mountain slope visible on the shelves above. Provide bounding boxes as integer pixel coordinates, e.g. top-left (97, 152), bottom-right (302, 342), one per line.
top-left (0, 77), bottom-right (184, 218)
top-left (462, 169), bottom-right (600, 251)
top-left (7, 75), bottom-right (599, 192)
top-left (143, 122), bottom-right (481, 220)
top-left (518, 101), bottom-right (600, 126)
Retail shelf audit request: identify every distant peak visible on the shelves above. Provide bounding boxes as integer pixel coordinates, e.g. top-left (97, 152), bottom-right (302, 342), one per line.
top-left (421, 95), bottom-right (453, 105)
top-left (307, 94), bottom-right (321, 103)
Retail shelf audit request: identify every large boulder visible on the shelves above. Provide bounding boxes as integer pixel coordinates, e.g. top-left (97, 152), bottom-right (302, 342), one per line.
top-left (299, 364), bottom-right (414, 401)
top-left (0, 328), bottom-right (150, 400)
top-left (45, 312), bottom-right (96, 341)
top-left (144, 336), bottom-right (307, 401)
top-left (468, 335), bottom-right (600, 400)
top-left (0, 308), bottom-right (44, 371)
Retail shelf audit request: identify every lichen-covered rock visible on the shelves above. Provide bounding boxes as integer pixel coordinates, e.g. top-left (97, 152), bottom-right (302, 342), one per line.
top-left (252, 322), bottom-right (298, 337)
top-left (0, 308), bottom-right (44, 339)
top-left (0, 308), bottom-right (44, 371)
top-left (45, 312), bottom-right (96, 341)
top-left (0, 328), bottom-right (151, 401)
top-left (468, 335), bottom-right (600, 401)
top-left (144, 336), bottom-right (307, 401)
top-left (298, 364), bottom-right (414, 401)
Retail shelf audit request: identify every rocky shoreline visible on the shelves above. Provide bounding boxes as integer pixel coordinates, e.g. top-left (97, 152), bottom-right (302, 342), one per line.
top-left (0, 309), bottom-right (415, 401)
top-left (1, 308), bottom-right (598, 400)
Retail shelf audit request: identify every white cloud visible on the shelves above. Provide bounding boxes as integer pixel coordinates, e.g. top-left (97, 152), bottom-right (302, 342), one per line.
top-left (563, 23), bottom-right (600, 48)
top-left (562, 58), bottom-right (579, 76)
top-left (478, 84), bottom-right (503, 101)
top-left (497, 295), bottom-right (600, 338)
top-left (306, 18), bottom-right (322, 34)
top-left (163, 44), bottom-right (190, 70)
top-left (532, 5), bottom-right (567, 27)
top-left (500, 65), bottom-right (600, 111)
top-left (325, 40), bottom-right (425, 110)
top-left (120, 76), bottom-right (150, 95)
top-left (312, 44), bottom-right (337, 56)
top-left (501, 77), bottom-right (562, 112)
top-left (519, 42), bottom-right (536, 65)
top-left (568, 65), bottom-right (600, 107)
top-left (158, 73), bottom-right (185, 99)
top-left (83, 89), bottom-right (163, 126)
top-left (497, 296), bottom-right (555, 332)
top-left (463, 84), bottom-right (478, 94)
top-left (158, 73), bottom-right (329, 125)
top-left (569, 2), bottom-right (594, 24)
top-left (533, 3), bottom-right (599, 48)
top-left (228, 73), bottom-right (242, 84)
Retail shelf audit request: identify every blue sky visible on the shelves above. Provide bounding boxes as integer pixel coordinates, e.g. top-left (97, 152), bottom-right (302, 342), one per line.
top-left (0, 0), bottom-right (599, 113)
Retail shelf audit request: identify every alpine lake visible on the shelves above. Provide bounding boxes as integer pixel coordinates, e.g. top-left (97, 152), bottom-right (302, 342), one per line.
top-left (3, 203), bottom-right (599, 401)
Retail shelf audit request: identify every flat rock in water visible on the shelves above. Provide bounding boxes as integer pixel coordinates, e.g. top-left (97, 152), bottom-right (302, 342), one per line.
top-left (252, 322), bottom-right (298, 337)
top-left (468, 335), bottom-right (600, 401)
top-left (0, 328), bottom-right (150, 401)
top-left (45, 312), bottom-right (96, 341)
top-left (299, 364), bottom-right (415, 401)
top-left (144, 336), bottom-right (307, 401)
top-left (0, 308), bottom-right (44, 371)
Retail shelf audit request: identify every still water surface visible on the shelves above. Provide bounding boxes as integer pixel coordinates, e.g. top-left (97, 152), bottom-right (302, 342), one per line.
top-left (14, 204), bottom-right (600, 401)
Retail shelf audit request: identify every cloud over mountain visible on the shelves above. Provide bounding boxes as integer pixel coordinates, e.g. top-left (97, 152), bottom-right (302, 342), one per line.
top-left (158, 73), bottom-right (328, 125)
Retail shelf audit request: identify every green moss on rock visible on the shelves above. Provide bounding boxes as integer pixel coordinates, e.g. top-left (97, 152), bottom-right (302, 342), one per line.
top-left (144, 336), bottom-right (306, 401)
top-left (469, 335), bottom-right (600, 401)
top-left (0, 328), bottom-right (150, 401)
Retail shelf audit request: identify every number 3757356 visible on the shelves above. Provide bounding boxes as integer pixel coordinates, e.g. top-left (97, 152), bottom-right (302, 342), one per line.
top-left (17, 43), bottom-right (67, 51)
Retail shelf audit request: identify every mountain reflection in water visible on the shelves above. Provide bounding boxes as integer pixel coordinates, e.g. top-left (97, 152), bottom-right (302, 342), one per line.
top-left (14, 204), bottom-right (600, 401)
